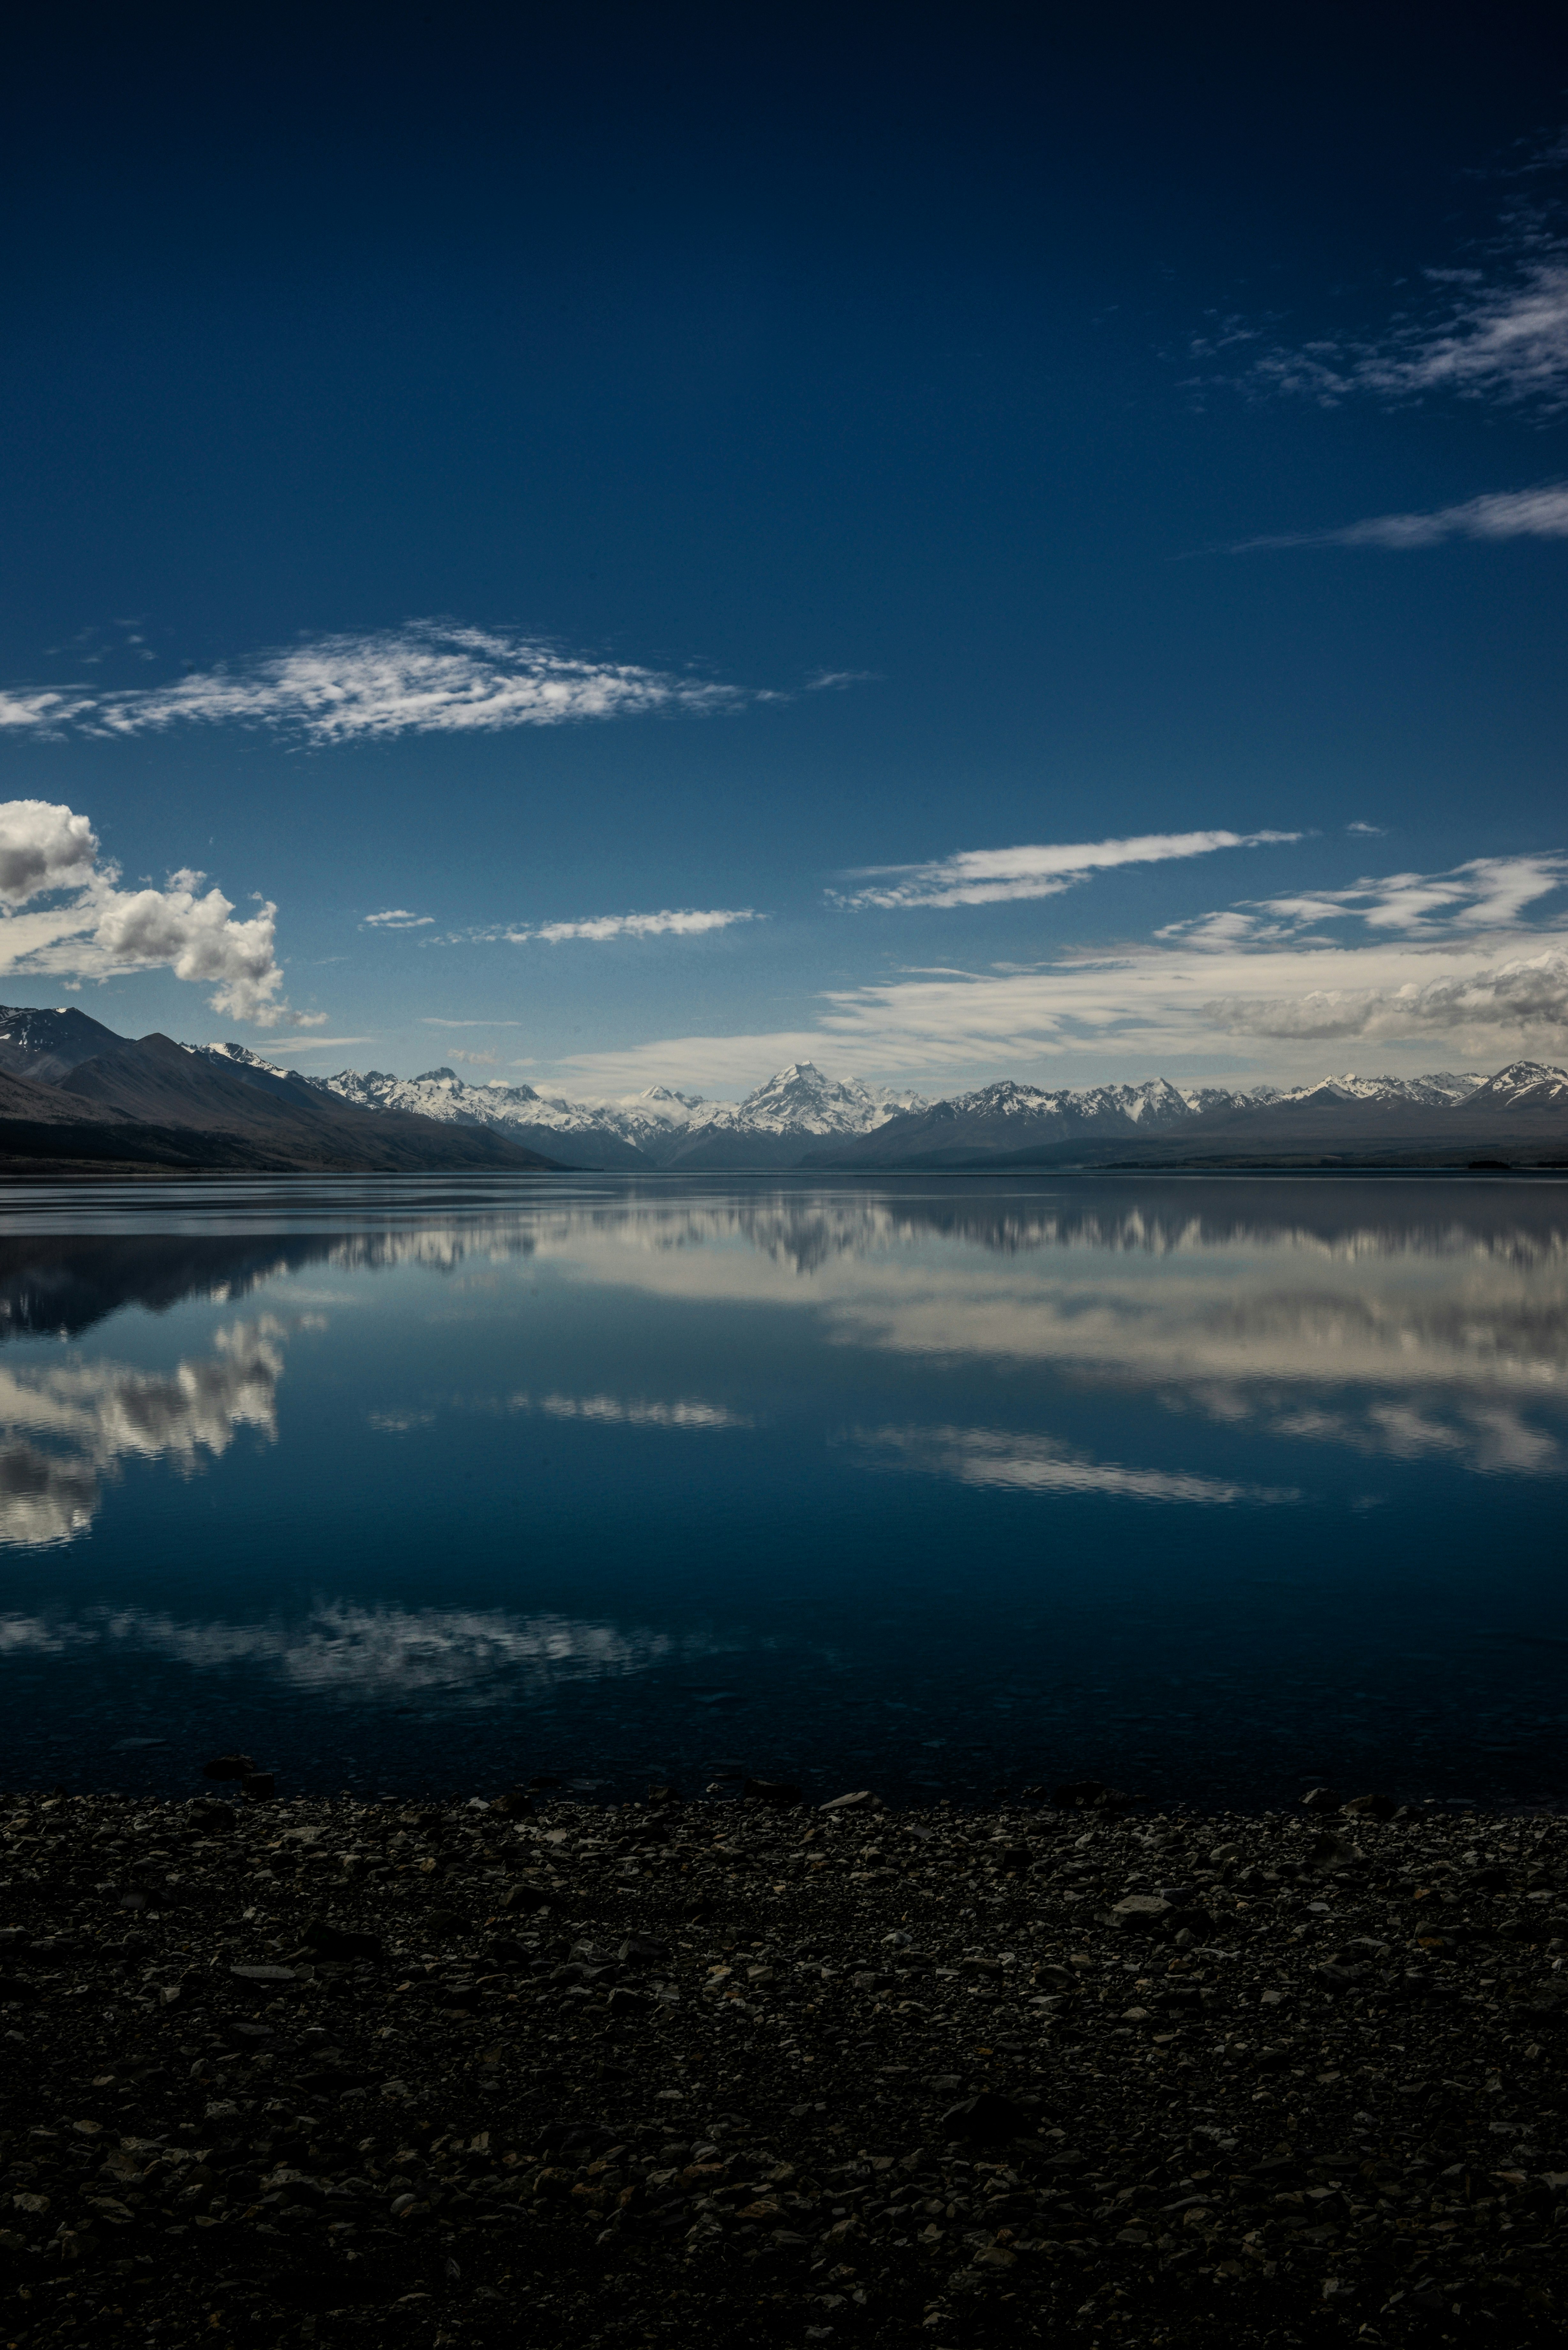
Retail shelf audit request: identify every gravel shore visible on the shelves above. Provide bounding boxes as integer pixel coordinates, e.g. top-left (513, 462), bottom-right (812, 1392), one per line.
top-left (4, 1779), bottom-right (1567, 2349)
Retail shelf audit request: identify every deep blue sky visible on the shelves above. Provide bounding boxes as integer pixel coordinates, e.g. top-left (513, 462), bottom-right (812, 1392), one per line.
top-left (2, 4), bottom-right (1565, 1095)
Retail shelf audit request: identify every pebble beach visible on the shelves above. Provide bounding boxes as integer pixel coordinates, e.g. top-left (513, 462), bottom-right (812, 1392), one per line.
top-left (4, 1777), bottom-right (1567, 2349)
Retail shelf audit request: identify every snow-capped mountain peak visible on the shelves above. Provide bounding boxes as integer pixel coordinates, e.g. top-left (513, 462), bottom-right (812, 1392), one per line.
top-left (1464, 1061), bottom-right (1568, 1109)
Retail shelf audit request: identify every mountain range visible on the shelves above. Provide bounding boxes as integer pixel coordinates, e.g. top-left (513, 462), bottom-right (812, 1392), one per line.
top-left (214, 1042), bottom-right (1568, 1170)
top-left (0, 1006), bottom-right (1562, 1173)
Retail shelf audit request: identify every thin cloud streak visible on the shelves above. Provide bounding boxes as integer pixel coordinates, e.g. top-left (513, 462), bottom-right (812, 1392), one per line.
top-left (832, 828), bottom-right (1300, 912)
top-left (504, 907), bottom-right (761, 944)
top-left (0, 621), bottom-right (758, 744)
top-left (1237, 482), bottom-right (1568, 551)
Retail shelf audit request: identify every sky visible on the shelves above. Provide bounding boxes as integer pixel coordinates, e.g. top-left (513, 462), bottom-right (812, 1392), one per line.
top-left (1, 3), bottom-right (1566, 1101)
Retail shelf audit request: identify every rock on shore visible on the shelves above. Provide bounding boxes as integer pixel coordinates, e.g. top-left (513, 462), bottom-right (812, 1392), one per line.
top-left (4, 1784), bottom-right (1568, 2347)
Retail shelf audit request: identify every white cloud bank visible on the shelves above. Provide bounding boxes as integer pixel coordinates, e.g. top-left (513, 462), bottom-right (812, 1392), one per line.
top-left (0, 798), bottom-right (313, 1027)
top-left (1239, 482), bottom-right (1568, 551)
top-left (0, 621), bottom-right (753, 744)
top-left (555, 853), bottom-right (1568, 1090)
top-left (831, 828), bottom-right (1300, 913)
top-left (1205, 940), bottom-right (1568, 1043)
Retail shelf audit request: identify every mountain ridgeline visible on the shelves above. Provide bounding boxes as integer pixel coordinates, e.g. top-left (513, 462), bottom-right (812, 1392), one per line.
top-left (0, 1007), bottom-right (1562, 1172)
top-left (208, 1042), bottom-right (1568, 1171)
top-left (0, 1008), bottom-right (562, 1175)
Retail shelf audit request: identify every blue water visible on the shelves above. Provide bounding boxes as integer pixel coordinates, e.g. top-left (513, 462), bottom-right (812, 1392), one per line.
top-left (0, 1172), bottom-right (1564, 1811)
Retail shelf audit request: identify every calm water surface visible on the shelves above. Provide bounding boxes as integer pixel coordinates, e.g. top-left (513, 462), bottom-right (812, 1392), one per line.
top-left (0, 1172), bottom-right (1564, 1810)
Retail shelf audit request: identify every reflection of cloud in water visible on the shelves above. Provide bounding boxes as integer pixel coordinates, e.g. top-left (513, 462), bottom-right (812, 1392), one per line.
top-left (0, 1316), bottom-right (311, 1547)
top-left (4, 1604), bottom-right (709, 1702)
top-left (512, 1391), bottom-right (753, 1430)
top-left (1267, 1400), bottom-right (1560, 1477)
top-left (848, 1422), bottom-right (1297, 1506)
top-left (0, 1611), bottom-right (97, 1654)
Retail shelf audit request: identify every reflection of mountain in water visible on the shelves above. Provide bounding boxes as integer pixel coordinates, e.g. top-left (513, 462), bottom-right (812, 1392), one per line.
top-left (0, 1317), bottom-right (293, 1546)
top-left (4, 1182), bottom-right (1565, 1350)
top-left (526, 1183), bottom-right (1568, 1274)
top-left (0, 1234), bottom-right (346, 1342)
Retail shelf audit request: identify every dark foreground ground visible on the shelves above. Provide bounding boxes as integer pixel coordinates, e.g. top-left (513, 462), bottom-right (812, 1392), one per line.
top-left (4, 1783), bottom-right (1567, 2350)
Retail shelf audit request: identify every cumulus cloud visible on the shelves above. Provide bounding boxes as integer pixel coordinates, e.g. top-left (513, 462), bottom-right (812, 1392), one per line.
top-left (505, 907), bottom-right (760, 944)
top-left (0, 800), bottom-right (99, 903)
top-left (1237, 481), bottom-right (1568, 551)
top-left (831, 828), bottom-right (1300, 913)
top-left (0, 621), bottom-right (754, 743)
top-left (0, 799), bottom-right (312, 1026)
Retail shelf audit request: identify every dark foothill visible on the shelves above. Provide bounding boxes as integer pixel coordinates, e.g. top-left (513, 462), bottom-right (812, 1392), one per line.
top-left (741, 1777), bottom-right (801, 1805)
top-left (200, 1753), bottom-right (255, 1781)
top-left (938, 2088), bottom-right (1033, 2144)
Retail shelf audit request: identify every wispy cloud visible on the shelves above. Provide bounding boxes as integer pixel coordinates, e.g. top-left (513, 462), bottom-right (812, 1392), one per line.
top-left (420, 1017), bottom-right (523, 1028)
top-left (260, 1035), bottom-right (377, 1053)
top-left (1236, 169), bottom-right (1568, 414)
top-left (0, 620), bottom-right (758, 743)
top-left (1252, 854), bottom-right (1566, 937)
top-left (1237, 482), bottom-right (1568, 551)
top-left (505, 906), bottom-right (761, 944)
top-left (831, 828), bottom-right (1300, 913)
top-left (0, 798), bottom-right (314, 1026)
top-left (363, 908), bottom-right (433, 929)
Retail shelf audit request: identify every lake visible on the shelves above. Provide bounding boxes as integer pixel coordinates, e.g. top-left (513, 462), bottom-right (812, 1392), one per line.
top-left (0, 1172), bottom-right (1564, 1812)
